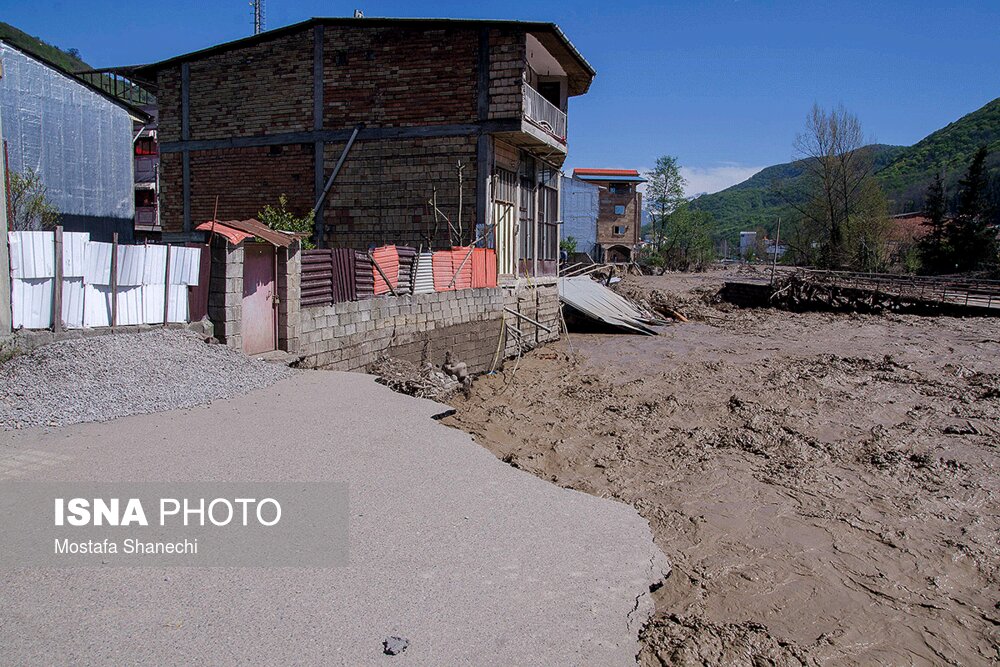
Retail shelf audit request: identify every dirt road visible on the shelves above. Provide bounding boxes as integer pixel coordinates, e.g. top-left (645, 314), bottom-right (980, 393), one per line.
top-left (444, 270), bottom-right (1000, 665)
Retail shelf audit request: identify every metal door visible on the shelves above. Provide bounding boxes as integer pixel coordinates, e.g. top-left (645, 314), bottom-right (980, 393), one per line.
top-left (242, 244), bottom-right (276, 355)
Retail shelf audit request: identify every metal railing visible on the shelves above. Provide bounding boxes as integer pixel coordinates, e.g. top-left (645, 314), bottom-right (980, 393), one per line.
top-left (522, 83), bottom-right (567, 143)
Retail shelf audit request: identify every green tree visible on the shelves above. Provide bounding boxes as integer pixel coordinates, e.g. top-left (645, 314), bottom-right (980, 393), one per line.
top-left (258, 194), bottom-right (316, 249)
top-left (918, 172), bottom-right (949, 273)
top-left (790, 104), bottom-right (890, 269)
top-left (559, 235), bottom-right (577, 254)
top-left (644, 156), bottom-right (686, 250)
top-left (9, 168), bottom-right (60, 231)
top-left (944, 146), bottom-right (997, 272)
top-left (657, 204), bottom-right (716, 271)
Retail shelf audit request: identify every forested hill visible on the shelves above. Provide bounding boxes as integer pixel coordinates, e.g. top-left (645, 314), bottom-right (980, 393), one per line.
top-left (0, 21), bottom-right (91, 73)
top-left (691, 97), bottom-right (1000, 241)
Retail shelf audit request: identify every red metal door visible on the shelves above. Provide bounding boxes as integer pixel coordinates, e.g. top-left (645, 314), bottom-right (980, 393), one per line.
top-left (242, 244), bottom-right (276, 355)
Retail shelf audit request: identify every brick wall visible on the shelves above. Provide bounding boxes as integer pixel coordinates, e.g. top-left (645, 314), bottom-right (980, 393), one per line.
top-left (318, 135), bottom-right (478, 249)
top-left (597, 191), bottom-right (642, 247)
top-left (322, 26), bottom-right (479, 129)
top-left (488, 29), bottom-right (525, 119)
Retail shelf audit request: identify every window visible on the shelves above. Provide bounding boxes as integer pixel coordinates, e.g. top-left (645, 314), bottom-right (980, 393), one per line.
top-left (613, 225), bottom-right (626, 236)
top-left (609, 183), bottom-right (631, 194)
top-left (614, 205), bottom-right (626, 215)
top-left (134, 138), bottom-right (156, 156)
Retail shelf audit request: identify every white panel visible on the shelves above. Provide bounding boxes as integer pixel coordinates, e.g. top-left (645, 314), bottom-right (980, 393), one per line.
top-left (169, 246), bottom-right (202, 286)
top-left (168, 285), bottom-right (189, 323)
top-left (62, 232), bottom-right (91, 277)
top-left (115, 285), bottom-right (144, 325)
top-left (84, 284), bottom-right (112, 327)
top-left (8, 231), bottom-right (55, 279)
top-left (413, 253), bottom-right (436, 294)
top-left (143, 244), bottom-right (168, 285)
top-left (85, 242), bottom-right (114, 284)
top-left (61, 277), bottom-right (85, 329)
top-left (143, 283), bottom-right (166, 325)
top-left (116, 245), bottom-right (146, 286)
top-left (11, 277), bottom-right (53, 329)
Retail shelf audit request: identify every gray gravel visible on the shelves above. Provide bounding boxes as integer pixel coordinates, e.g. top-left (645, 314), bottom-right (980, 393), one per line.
top-left (0, 330), bottom-right (294, 429)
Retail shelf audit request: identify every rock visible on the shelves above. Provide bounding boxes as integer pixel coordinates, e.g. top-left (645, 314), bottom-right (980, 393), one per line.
top-left (382, 636), bottom-right (409, 656)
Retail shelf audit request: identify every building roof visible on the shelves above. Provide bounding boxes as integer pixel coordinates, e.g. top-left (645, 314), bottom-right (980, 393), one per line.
top-left (195, 219), bottom-right (301, 247)
top-left (118, 17), bottom-right (596, 96)
top-left (573, 168), bottom-right (647, 183)
top-left (0, 39), bottom-right (150, 121)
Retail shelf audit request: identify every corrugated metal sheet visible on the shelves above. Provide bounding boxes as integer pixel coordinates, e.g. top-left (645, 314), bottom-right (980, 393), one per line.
top-left (558, 276), bottom-right (662, 335)
top-left (62, 277), bottom-right (85, 328)
top-left (85, 242), bottom-right (113, 284)
top-left (115, 285), bottom-right (144, 325)
top-left (413, 252), bottom-right (435, 294)
top-left (11, 277), bottom-right (53, 328)
top-left (170, 246), bottom-right (201, 285)
top-left (83, 284), bottom-right (112, 328)
top-left (142, 284), bottom-right (189, 324)
top-left (8, 231), bottom-right (55, 279)
top-left (63, 232), bottom-right (89, 277)
top-left (143, 244), bottom-right (168, 284)
top-left (116, 244), bottom-right (146, 286)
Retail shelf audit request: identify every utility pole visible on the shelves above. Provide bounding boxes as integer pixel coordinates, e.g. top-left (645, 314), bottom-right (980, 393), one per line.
top-left (770, 217), bottom-right (781, 285)
top-left (251, 0), bottom-right (265, 35)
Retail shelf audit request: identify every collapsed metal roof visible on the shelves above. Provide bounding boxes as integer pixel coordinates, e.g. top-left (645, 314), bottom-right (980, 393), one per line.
top-left (558, 277), bottom-right (663, 335)
top-left (195, 219), bottom-right (301, 247)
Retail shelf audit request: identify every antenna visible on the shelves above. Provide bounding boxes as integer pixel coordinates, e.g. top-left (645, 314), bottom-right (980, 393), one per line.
top-left (251, 0), bottom-right (265, 34)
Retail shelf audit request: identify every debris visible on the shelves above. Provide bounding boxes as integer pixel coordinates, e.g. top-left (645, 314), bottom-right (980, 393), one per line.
top-left (382, 636), bottom-right (409, 656)
top-left (368, 356), bottom-right (460, 399)
top-left (558, 276), bottom-right (665, 334)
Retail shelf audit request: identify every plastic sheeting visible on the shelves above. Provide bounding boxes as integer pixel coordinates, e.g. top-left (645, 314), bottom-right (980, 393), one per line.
top-left (560, 175), bottom-right (601, 257)
top-left (0, 42), bottom-right (134, 226)
top-left (7, 230), bottom-right (201, 330)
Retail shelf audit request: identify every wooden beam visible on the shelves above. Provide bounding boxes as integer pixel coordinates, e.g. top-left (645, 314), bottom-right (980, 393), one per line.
top-left (52, 225), bottom-right (63, 333)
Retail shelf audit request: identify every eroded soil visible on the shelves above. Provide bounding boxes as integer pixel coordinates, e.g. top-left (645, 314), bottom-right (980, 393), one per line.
top-left (444, 269), bottom-right (1000, 666)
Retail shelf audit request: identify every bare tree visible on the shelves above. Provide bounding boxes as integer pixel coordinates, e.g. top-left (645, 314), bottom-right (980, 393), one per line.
top-left (790, 104), bottom-right (888, 269)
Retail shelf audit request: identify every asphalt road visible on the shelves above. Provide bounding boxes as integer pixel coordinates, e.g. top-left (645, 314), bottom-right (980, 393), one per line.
top-left (0, 371), bottom-right (666, 665)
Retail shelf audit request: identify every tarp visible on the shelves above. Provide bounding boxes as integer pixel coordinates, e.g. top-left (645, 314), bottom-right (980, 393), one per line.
top-left (558, 276), bottom-right (663, 335)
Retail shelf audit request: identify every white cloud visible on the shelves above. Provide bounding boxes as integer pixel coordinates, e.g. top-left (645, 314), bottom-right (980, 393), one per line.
top-left (679, 165), bottom-right (765, 198)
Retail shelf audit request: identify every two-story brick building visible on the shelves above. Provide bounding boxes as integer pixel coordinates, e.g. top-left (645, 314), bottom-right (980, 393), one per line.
top-left (114, 17), bottom-right (594, 282)
top-left (567, 168), bottom-right (646, 263)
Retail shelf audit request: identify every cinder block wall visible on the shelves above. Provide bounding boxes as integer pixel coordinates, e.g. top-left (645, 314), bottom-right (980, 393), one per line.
top-left (296, 282), bottom-right (560, 373)
top-left (207, 237), bottom-right (244, 348)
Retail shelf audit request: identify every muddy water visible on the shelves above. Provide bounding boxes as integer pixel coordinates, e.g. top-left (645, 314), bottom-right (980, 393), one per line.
top-left (445, 273), bottom-right (1000, 666)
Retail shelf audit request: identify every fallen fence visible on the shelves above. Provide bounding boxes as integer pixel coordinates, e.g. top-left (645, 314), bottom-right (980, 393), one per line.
top-left (8, 227), bottom-right (203, 330)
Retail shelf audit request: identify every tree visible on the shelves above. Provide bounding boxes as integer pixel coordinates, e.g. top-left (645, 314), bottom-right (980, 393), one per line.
top-left (656, 204), bottom-right (715, 271)
top-left (259, 194), bottom-right (316, 249)
top-left (944, 146), bottom-right (997, 272)
top-left (918, 172), bottom-right (949, 274)
top-left (9, 168), bottom-right (60, 231)
top-left (559, 236), bottom-right (577, 254)
top-left (644, 156), bottom-right (686, 250)
top-left (789, 104), bottom-right (889, 269)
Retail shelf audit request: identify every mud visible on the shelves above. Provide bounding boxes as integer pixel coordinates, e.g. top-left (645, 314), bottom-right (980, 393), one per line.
top-left (443, 269), bottom-right (1000, 666)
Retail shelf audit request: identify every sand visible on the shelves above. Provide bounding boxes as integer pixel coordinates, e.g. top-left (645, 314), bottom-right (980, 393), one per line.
top-left (443, 269), bottom-right (1000, 666)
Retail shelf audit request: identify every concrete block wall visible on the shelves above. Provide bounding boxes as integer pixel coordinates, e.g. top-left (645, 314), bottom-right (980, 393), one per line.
top-left (277, 242), bottom-right (301, 353)
top-left (503, 282), bottom-right (560, 358)
top-left (295, 281), bottom-right (560, 373)
top-left (207, 237), bottom-right (243, 349)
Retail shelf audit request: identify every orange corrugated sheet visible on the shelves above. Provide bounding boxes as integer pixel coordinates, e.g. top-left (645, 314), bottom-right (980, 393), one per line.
top-left (450, 247), bottom-right (473, 290)
top-left (470, 248), bottom-right (498, 288)
top-left (432, 251), bottom-right (455, 291)
top-left (371, 245), bottom-right (400, 295)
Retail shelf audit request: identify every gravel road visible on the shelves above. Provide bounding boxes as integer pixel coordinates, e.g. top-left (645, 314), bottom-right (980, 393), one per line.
top-left (0, 330), bottom-right (294, 429)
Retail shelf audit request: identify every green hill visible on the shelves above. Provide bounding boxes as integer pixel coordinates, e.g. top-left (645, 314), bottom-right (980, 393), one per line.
top-left (0, 21), bottom-right (91, 73)
top-left (691, 97), bottom-right (1000, 241)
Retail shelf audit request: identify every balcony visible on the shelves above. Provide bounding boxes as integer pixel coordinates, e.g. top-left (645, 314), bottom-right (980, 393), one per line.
top-left (522, 83), bottom-right (567, 144)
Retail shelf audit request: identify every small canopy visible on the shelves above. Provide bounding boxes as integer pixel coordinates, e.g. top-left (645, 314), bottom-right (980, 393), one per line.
top-left (195, 219), bottom-right (301, 247)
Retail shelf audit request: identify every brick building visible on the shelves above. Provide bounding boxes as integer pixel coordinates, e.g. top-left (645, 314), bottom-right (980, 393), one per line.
top-left (117, 17), bottom-right (595, 280)
top-left (568, 168), bottom-right (646, 262)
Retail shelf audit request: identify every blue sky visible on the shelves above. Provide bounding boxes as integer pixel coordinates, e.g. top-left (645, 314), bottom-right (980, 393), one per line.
top-left (3, 1), bottom-right (998, 195)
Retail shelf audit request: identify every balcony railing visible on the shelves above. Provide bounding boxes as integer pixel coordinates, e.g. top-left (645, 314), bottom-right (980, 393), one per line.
top-left (522, 83), bottom-right (567, 143)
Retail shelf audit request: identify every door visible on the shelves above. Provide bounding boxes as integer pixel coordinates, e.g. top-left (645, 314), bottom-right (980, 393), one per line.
top-left (242, 244), bottom-right (276, 355)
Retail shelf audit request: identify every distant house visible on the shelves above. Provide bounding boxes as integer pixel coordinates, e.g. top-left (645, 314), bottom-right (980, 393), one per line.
top-left (0, 39), bottom-right (146, 241)
top-left (564, 168), bottom-right (646, 263)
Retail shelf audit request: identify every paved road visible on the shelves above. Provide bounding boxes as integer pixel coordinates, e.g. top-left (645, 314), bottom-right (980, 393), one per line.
top-left (0, 371), bottom-right (666, 665)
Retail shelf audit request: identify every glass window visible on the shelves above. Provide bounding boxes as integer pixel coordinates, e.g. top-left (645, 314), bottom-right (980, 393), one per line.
top-left (614, 205), bottom-right (626, 215)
